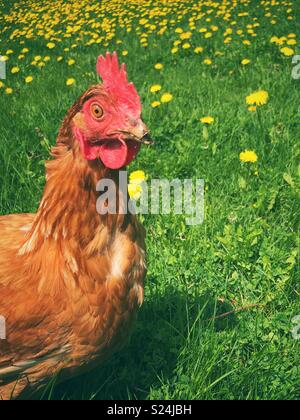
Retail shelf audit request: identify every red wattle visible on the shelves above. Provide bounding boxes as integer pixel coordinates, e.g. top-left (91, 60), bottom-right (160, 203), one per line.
top-left (99, 139), bottom-right (140, 170)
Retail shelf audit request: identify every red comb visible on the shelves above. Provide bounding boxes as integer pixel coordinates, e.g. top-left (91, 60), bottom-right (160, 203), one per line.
top-left (96, 51), bottom-right (141, 114)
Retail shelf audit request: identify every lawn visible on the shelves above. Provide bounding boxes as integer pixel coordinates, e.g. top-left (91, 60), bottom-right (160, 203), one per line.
top-left (0, 0), bottom-right (299, 400)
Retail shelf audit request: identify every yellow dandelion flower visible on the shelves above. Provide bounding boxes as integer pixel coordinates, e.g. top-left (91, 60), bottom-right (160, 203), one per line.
top-left (194, 47), bottom-right (204, 54)
top-left (128, 183), bottom-right (142, 200)
top-left (182, 43), bottom-right (191, 49)
top-left (200, 116), bottom-right (214, 124)
top-left (129, 170), bottom-right (146, 184)
top-left (287, 39), bottom-right (296, 46)
top-left (25, 76), bottom-right (33, 84)
top-left (154, 63), bottom-right (163, 70)
top-left (171, 47), bottom-right (178, 54)
top-left (161, 93), bottom-right (173, 103)
top-left (246, 90), bottom-right (269, 106)
top-left (0, 81), bottom-right (4, 88)
top-left (68, 59), bottom-right (75, 66)
top-left (151, 101), bottom-right (161, 108)
top-left (47, 42), bottom-right (56, 49)
top-left (270, 36), bottom-right (279, 44)
top-left (122, 50), bottom-right (128, 56)
top-left (57, 56), bottom-right (63, 62)
top-left (240, 150), bottom-right (258, 163)
top-left (241, 59), bottom-right (251, 65)
top-left (66, 78), bottom-right (75, 86)
top-left (203, 58), bottom-right (212, 65)
top-left (150, 84), bottom-right (162, 93)
top-left (280, 47), bottom-right (294, 57)
top-left (11, 67), bottom-right (20, 74)
top-left (5, 88), bottom-right (13, 95)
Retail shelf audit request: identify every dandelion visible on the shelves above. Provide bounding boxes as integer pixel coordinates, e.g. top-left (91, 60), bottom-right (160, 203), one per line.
top-left (280, 47), bottom-right (294, 57)
top-left (66, 78), bottom-right (75, 86)
top-left (5, 88), bottom-right (13, 95)
top-left (129, 170), bottom-right (146, 184)
top-left (11, 67), bottom-right (20, 74)
top-left (47, 42), bottom-right (56, 49)
top-left (154, 63), bottom-right (163, 70)
top-left (128, 171), bottom-right (146, 200)
top-left (150, 84), bottom-right (162, 93)
top-left (68, 59), bottom-right (75, 66)
top-left (203, 58), bottom-right (212, 65)
top-left (182, 43), bottom-right (191, 49)
top-left (161, 93), bottom-right (173, 103)
top-left (240, 150), bottom-right (258, 163)
top-left (194, 47), bottom-right (204, 54)
top-left (151, 101), bottom-right (161, 108)
top-left (0, 81), bottom-right (4, 88)
top-left (241, 59), bottom-right (251, 65)
top-left (122, 50), bottom-right (128, 56)
top-left (180, 32), bottom-right (192, 40)
top-left (57, 56), bottom-right (63, 62)
top-left (171, 47), bottom-right (178, 54)
top-left (25, 76), bottom-right (33, 84)
top-left (200, 116), bottom-right (214, 124)
top-left (128, 184), bottom-right (142, 200)
top-left (246, 90), bottom-right (269, 106)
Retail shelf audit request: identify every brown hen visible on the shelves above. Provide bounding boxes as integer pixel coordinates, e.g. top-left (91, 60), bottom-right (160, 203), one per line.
top-left (0, 52), bottom-right (149, 399)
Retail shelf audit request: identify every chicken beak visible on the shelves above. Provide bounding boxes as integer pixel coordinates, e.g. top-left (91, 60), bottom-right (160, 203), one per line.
top-left (125, 121), bottom-right (155, 146)
top-left (139, 132), bottom-right (155, 146)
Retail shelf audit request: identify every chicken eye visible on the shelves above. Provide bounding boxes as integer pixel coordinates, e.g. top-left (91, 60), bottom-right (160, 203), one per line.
top-left (91, 104), bottom-right (103, 119)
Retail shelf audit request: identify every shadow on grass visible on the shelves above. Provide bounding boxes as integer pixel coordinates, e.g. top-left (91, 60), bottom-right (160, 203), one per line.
top-left (19, 287), bottom-right (238, 400)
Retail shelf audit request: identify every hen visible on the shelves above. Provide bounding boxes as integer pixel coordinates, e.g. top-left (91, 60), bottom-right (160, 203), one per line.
top-left (0, 52), bottom-right (150, 399)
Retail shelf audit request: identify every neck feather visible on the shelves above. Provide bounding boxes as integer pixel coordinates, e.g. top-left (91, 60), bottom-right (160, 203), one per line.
top-left (19, 140), bottom-right (130, 255)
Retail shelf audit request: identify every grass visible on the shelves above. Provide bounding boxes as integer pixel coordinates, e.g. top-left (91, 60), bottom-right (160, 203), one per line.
top-left (0, 0), bottom-right (299, 400)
